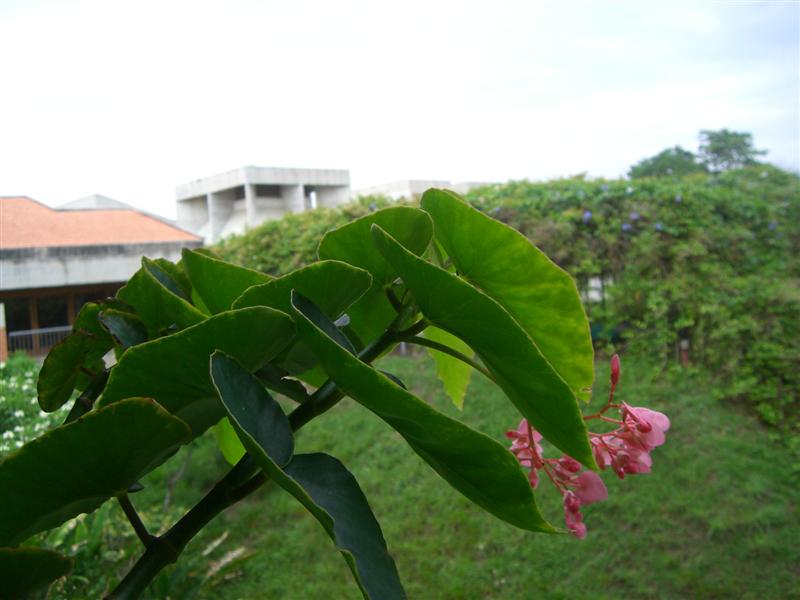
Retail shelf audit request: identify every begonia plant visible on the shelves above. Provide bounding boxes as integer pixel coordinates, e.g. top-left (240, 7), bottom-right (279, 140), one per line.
top-left (0, 189), bottom-right (666, 598)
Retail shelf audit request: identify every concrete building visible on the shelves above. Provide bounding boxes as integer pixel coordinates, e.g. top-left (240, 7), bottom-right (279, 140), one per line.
top-left (175, 166), bottom-right (351, 243)
top-left (0, 196), bottom-right (202, 359)
top-left (353, 180), bottom-right (491, 200)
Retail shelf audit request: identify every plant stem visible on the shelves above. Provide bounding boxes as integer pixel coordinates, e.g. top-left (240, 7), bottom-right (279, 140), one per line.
top-left (109, 320), bottom-right (409, 599)
top-left (116, 494), bottom-right (153, 548)
top-left (405, 335), bottom-right (493, 380)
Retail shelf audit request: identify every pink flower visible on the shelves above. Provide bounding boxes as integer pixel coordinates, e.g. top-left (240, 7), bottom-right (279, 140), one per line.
top-left (572, 471), bottom-right (608, 505)
top-left (621, 404), bottom-right (671, 450)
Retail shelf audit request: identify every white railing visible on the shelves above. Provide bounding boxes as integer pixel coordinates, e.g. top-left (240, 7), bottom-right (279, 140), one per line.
top-left (8, 325), bottom-right (72, 355)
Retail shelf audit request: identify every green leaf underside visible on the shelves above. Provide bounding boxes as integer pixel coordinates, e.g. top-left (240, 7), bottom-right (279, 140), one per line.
top-left (0, 398), bottom-right (191, 546)
top-left (371, 225), bottom-right (595, 469)
top-left (210, 352), bottom-right (294, 468)
top-left (98, 309), bottom-right (148, 349)
top-left (151, 257), bottom-right (193, 299)
top-left (210, 353), bottom-right (405, 600)
top-left (213, 418), bottom-right (246, 465)
top-left (422, 189), bottom-right (595, 400)
top-left (290, 294), bottom-right (554, 532)
top-left (233, 261), bottom-right (370, 374)
top-left (317, 207), bottom-right (433, 342)
top-left (182, 248), bottom-right (272, 314)
top-left (423, 326), bottom-right (475, 410)
top-left (37, 301), bottom-right (115, 412)
top-left (0, 547), bottom-right (73, 598)
top-left (117, 259), bottom-right (205, 338)
top-left (97, 308), bottom-right (295, 437)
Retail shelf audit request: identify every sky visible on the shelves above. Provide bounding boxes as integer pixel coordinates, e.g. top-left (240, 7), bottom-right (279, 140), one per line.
top-left (1, 0), bottom-right (798, 219)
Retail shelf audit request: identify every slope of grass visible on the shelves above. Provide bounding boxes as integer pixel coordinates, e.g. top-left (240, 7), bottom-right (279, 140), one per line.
top-left (125, 354), bottom-right (800, 600)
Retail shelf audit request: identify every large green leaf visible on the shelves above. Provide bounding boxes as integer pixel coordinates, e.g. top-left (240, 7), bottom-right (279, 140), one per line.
top-left (371, 225), bottom-right (595, 468)
top-left (421, 189), bottom-right (595, 399)
top-left (117, 258), bottom-right (205, 338)
top-left (0, 547), bottom-right (73, 598)
top-left (317, 207), bottom-right (433, 342)
top-left (0, 398), bottom-right (191, 546)
top-left (290, 292), bottom-right (554, 532)
top-left (97, 308), bottom-right (295, 436)
top-left (210, 353), bottom-right (405, 600)
top-left (182, 248), bottom-right (272, 314)
top-left (422, 326), bottom-right (474, 410)
top-left (233, 261), bottom-right (371, 375)
top-left (233, 260), bottom-right (371, 318)
top-left (37, 301), bottom-right (116, 412)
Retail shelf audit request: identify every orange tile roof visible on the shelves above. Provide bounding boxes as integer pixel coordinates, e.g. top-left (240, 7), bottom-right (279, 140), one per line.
top-left (0, 196), bottom-right (201, 249)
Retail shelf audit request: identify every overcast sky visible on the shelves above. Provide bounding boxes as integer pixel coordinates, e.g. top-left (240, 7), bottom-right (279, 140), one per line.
top-left (1, 0), bottom-right (798, 218)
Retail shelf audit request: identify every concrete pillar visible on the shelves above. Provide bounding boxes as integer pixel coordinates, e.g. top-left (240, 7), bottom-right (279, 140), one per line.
top-left (281, 185), bottom-right (305, 214)
top-left (207, 192), bottom-right (233, 244)
top-left (317, 186), bottom-right (351, 208)
top-left (244, 184), bottom-right (257, 229)
top-left (0, 303), bottom-right (7, 362)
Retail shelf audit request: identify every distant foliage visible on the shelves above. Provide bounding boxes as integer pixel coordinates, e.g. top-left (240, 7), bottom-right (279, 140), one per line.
top-left (214, 196), bottom-right (400, 275)
top-left (464, 166), bottom-right (799, 442)
top-left (699, 129), bottom-right (766, 173)
top-left (628, 146), bottom-right (706, 179)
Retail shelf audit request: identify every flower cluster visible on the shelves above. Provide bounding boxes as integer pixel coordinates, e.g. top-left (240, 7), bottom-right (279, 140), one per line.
top-left (507, 355), bottom-right (670, 538)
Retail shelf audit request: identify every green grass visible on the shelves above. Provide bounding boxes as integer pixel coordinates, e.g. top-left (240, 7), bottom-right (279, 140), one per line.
top-left (103, 353), bottom-right (800, 600)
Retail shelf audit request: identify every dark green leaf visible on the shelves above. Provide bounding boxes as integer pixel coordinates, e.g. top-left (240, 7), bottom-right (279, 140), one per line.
top-left (117, 258), bottom-right (205, 338)
top-left (0, 547), bottom-right (73, 598)
top-left (182, 248), bottom-right (271, 314)
top-left (37, 334), bottom-right (94, 413)
top-left (0, 398), bottom-right (191, 546)
top-left (291, 293), bottom-right (554, 532)
top-left (97, 308), bottom-right (295, 436)
top-left (98, 309), bottom-right (148, 349)
top-left (317, 207), bottom-right (433, 342)
top-left (209, 352), bottom-right (294, 468)
top-left (371, 225), bottom-right (595, 468)
top-left (422, 189), bottom-right (595, 400)
top-left (291, 292), bottom-right (356, 354)
top-left (145, 258), bottom-right (191, 301)
top-left (210, 354), bottom-right (404, 600)
top-left (37, 302), bottom-right (115, 412)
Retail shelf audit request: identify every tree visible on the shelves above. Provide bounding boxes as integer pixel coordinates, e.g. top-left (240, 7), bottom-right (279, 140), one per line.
top-left (628, 146), bottom-right (706, 179)
top-left (698, 129), bottom-right (766, 172)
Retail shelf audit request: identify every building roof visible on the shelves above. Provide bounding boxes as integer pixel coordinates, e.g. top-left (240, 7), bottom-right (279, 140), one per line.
top-left (0, 196), bottom-right (201, 249)
top-left (57, 194), bottom-right (136, 211)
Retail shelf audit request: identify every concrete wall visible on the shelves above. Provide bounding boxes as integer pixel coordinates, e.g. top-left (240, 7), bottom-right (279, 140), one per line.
top-left (0, 241), bottom-right (202, 292)
top-left (175, 166), bottom-right (353, 243)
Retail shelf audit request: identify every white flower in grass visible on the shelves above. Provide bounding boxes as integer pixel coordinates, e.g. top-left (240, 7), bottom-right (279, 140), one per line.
top-left (13, 410), bottom-right (24, 418)
top-left (13, 425), bottom-right (23, 433)
top-left (2, 431), bottom-right (14, 439)
top-left (14, 441), bottom-right (22, 448)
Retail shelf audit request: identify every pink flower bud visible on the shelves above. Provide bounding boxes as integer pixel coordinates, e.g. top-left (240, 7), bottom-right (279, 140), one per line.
top-left (610, 354), bottom-right (621, 389)
top-left (563, 491), bottom-right (581, 513)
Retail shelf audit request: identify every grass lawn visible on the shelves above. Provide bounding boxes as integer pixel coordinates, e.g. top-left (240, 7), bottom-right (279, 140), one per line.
top-left (96, 355), bottom-right (799, 599)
